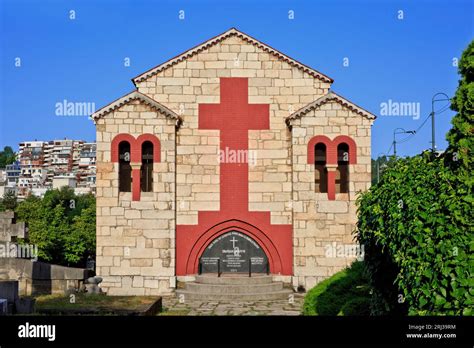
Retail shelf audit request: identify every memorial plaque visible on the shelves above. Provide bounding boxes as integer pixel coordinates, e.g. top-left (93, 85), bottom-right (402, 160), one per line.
top-left (200, 231), bottom-right (268, 273)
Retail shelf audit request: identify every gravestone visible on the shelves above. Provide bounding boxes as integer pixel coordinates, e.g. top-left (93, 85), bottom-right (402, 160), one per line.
top-left (0, 211), bottom-right (26, 242)
top-left (200, 231), bottom-right (268, 273)
top-left (0, 280), bottom-right (19, 302)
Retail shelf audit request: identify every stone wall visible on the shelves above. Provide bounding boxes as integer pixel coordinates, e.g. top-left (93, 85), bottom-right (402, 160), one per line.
top-left (0, 258), bottom-right (88, 296)
top-left (135, 35), bottom-right (331, 227)
top-left (95, 31), bottom-right (373, 294)
top-left (95, 100), bottom-right (177, 295)
top-left (290, 101), bottom-right (372, 290)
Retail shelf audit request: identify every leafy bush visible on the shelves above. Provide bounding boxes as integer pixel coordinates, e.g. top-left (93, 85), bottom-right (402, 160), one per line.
top-left (15, 187), bottom-right (96, 267)
top-left (303, 261), bottom-right (371, 316)
top-left (356, 40), bottom-right (474, 316)
top-left (357, 154), bottom-right (473, 315)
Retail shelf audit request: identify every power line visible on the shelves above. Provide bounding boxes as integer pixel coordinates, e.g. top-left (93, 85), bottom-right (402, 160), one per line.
top-left (386, 141), bottom-right (394, 155)
top-left (436, 104), bottom-right (451, 114)
top-left (383, 93), bottom-right (451, 155)
top-left (397, 112), bottom-right (432, 145)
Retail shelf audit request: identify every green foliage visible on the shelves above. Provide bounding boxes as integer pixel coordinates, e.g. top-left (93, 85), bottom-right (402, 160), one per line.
top-left (63, 204), bottom-right (96, 264)
top-left (357, 153), bottom-right (473, 315)
top-left (357, 40), bottom-right (474, 316)
top-left (0, 146), bottom-right (16, 168)
top-left (371, 155), bottom-right (392, 185)
top-left (446, 39), bottom-right (474, 171)
top-left (15, 187), bottom-right (96, 267)
top-left (303, 261), bottom-right (371, 316)
top-left (0, 190), bottom-right (18, 211)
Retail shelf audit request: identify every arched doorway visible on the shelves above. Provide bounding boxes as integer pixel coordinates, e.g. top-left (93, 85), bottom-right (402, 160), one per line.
top-left (179, 219), bottom-right (290, 275)
top-left (199, 230), bottom-right (269, 274)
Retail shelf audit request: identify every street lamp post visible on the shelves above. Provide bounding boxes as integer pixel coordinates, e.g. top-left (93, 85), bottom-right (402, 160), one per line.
top-left (431, 92), bottom-right (450, 153)
top-left (393, 128), bottom-right (416, 158)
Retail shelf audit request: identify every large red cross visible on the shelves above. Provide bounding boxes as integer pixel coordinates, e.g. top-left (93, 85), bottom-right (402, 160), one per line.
top-left (199, 77), bottom-right (269, 213)
top-left (176, 77), bottom-right (292, 276)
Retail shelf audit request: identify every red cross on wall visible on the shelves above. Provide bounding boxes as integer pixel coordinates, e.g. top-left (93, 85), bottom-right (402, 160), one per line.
top-left (199, 77), bottom-right (269, 213)
top-left (176, 77), bottom-right (292, 276)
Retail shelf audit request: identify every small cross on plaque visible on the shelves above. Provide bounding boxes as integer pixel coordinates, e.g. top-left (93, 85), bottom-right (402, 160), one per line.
top-left (230, 237), bottom-right (238, 249)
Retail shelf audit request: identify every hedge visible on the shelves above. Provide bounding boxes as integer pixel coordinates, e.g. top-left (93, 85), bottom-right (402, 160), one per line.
top-left (356, 154), bottom-right (473, 315)
top-left (303, 261), bottom-right (371, 316)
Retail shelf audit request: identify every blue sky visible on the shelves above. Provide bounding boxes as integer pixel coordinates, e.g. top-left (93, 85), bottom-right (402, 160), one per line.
top-left (1, 0), bottom-right (472, 157)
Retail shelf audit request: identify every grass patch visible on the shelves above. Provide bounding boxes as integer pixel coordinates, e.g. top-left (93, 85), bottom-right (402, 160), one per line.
top-left (158, 308), bottom-right (192, 316)
top-left (303, 261), bottom-right (371, 316)
top-left (35, 294), bottom-right (160, 315)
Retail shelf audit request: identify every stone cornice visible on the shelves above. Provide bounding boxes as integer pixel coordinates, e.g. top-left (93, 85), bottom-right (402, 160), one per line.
top-left (132, 28), bottom-right (333, 85)
top-left (91, 90), bottom-right (182, 128)
top-left (286, 91), bottom-right (377, 127)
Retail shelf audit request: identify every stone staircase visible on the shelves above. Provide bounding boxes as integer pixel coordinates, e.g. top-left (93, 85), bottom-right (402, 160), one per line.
top-left (176, 274), bottom-right (293, 301)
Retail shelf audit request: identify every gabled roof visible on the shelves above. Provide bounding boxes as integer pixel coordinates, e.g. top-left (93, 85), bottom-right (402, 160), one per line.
top-left (132, 27), bottom-right (333, 85)
top-left (91, 90), bottom-right (182, 126)
top-left (285, 91), bottom-right (377, 126)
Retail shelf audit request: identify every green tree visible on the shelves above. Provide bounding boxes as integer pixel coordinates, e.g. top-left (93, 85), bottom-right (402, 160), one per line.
top-left (15, 188), bottom-right (96, 267)
top-left (0, 190), bottom-right (18, 211)
top-left (356, 40), bottom-right (474, 316)
top-left (63, 204), bottom-right (96, 264)
top-left (0, 146), bottom-right (16, 168)
top-left (15, 195), bottom-right (42, 221)
top-left (446, 39), bottom-right (474, 171)
top-left (27, 204), bottom-right (69, 263)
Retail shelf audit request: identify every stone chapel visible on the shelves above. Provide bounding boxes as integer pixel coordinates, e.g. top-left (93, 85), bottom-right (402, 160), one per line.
top-left (91, 28), bottom-right (376, 296)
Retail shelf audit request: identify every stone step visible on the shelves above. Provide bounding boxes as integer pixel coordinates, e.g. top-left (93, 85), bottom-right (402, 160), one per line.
top-left (176, 289), bottom-right (293, 301)
top-left (185, 281), bottom-right (283, 294)
top-left (195, 274), bottom-right (273, 285)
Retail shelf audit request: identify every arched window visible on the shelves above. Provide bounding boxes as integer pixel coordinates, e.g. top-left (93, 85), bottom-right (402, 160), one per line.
top-left (336, 143), bottom-right (349, 193)
top-left (118, 141), bottom-right (132, 192)
top-left (314, 143), bottom-right (328, 193)
top-left (141, 141), bottom-right (153, 192)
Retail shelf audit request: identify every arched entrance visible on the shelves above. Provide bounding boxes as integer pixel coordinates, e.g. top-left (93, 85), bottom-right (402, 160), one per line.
top-left (180, 219), bottom-right (288, 275)
top-left (199, 230), bottom-right (269, 274)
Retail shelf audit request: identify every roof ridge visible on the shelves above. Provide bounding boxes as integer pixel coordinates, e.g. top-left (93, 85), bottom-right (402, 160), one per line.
top-left (285, 91), bottom-right (376, 126)
top-left (91, 90), bottom-right (182, 126)
top-left (132, 27), bottom-right (333, 84)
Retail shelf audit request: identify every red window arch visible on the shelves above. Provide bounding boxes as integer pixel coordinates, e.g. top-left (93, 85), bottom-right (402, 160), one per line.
top-left (111, 134), bottom-right (161, 201)
top-left (307, 135), bottom-right (357, 200)
top-left (333, 135), bottom-right (356, 165)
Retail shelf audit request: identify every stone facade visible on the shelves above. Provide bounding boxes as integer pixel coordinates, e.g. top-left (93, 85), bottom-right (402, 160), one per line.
top-left (95, 98), bottom-right (178, 295)
top-left (288, 97), bottom-right (372, 290)
top-left (92, 28), bottom-right (375, 295)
